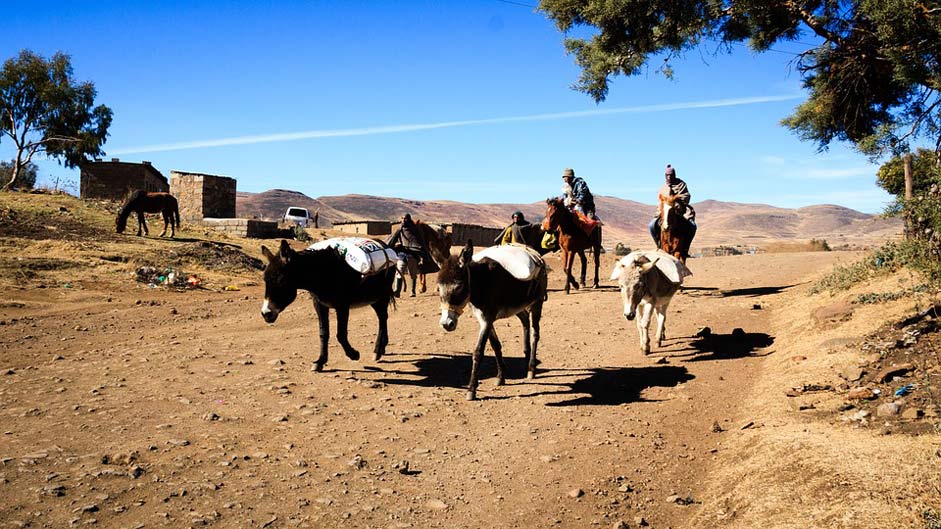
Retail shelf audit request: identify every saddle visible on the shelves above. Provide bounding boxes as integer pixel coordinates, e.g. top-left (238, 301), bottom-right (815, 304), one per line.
top-left (573, 210), bottom-right (601, 236)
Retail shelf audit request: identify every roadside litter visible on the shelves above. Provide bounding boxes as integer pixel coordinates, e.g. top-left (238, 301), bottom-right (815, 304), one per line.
top-left (136, 266), bottom-right (201, 291)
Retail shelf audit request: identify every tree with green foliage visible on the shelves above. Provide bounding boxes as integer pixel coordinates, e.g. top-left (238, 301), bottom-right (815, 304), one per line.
top-left (0, 160), bottom-right (37, 189)
top-left (876, 148), bottom-right (941, 197)
top-left (0, 50), bottom-right (112, 190)
top-left (539, 0), bottom-right (941, 158)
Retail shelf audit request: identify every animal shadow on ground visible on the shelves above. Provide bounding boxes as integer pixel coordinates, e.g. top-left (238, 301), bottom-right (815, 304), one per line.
top-left (717, 284), bottom-right (797, 297)
top-left (373, 354), bottom-right (694, 405)
top-left (672, 330), bottom-right (775, 362)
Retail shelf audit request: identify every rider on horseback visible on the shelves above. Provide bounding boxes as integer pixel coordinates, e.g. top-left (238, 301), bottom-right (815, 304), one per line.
top-left (649, 164), bottom-right (697, 245)
top-left (560, 168), bottom-right (596, 219)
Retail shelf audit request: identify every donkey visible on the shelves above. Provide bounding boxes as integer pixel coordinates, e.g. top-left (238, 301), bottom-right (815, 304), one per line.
top-left (437, 242), bottom-right (548, 400)
top-left (115, 190), bottom-right (181, 237)
top-left (610, 252), bottom-right (682, 356)
top-left (260, 240), bottom-right (396, 372)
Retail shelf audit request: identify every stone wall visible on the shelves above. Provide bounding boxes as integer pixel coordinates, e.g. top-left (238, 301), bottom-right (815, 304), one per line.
top-left (170, 171), bottom-right (237, 222)
top-left (201, 218), bottom-right (280, 239)
top-left (449, 223), bottom-right (502, 247)
top-left (80, 159), bottom-right (168, 201)
top-left (334, 221), bottom-right (392, 236)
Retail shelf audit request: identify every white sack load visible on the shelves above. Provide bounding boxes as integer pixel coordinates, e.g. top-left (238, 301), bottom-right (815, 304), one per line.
top-left (473, 243), bottom-right (545, 281)
top-left (310, 237), bottom-right (399, 276)
top-left (610, 250), bottom-right (692, 285)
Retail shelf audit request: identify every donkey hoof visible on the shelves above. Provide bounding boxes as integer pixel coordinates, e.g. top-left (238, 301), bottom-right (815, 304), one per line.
top-left (373, 351), bottom-right (384, 362)
top-left (466, 391), bottom-right (477, 401)
top-left (312, 363), bottom-right (325, 372)
top-left (527, 371), bottom-right (536, 380)
top-left (344, 348), bottom-right (361, 361)
top-left (496, 378), bottom-right (505, 386)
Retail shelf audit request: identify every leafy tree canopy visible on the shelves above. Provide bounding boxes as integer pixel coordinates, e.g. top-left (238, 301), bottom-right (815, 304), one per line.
top-left (539, 0), bottom-right (941, 158)
top-left (876, 148), bottom-right (941, 197)
top-left (0, 50), bottom-right (112, 189)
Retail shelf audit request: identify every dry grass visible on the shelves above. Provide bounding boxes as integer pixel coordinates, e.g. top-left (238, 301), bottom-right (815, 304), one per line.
top-left (689, 270), bottom-right (941, 528)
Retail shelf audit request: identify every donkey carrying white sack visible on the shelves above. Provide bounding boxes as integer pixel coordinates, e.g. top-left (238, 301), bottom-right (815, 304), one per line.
top-left (609, 251), bottom-right (692, 355)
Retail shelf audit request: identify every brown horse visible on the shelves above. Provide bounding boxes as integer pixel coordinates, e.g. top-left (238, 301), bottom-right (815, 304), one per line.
top-left (116, 191), bottom-right (181, 237)
top-left (405, 221), bottom-right (452, 294)
top-left (542, 198), bottom-right (602, 294)
top-left (658, 194), bottom-right (694, 263)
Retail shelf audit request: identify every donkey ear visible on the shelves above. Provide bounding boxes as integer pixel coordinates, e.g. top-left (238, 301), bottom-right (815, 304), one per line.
top-left (609, 261), bottom-right (625, 281)
top-left (458, 241), bottom-right (474, 266)
top-left (279, 239), bottom-right (294, 262)
top-left (640, 257), bottom-right (659, 274)
top-left (261, 245), bottom-right (276, 264)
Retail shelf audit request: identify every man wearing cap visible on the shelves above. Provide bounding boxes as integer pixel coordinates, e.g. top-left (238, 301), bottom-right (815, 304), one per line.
top-left (495, 210), bottom-right (532, 245)
top-left (649, 164), bottom-right (697, 245)
top-left (560, 168), bottom-right (596, 218)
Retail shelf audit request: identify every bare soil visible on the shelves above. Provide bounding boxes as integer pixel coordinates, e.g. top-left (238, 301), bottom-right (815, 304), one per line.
top-left (1, 192), bottom-right (938, 529)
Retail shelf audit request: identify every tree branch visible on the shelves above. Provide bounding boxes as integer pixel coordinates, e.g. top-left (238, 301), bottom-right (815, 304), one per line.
top-left (786, 1), bottom-right (844, 46)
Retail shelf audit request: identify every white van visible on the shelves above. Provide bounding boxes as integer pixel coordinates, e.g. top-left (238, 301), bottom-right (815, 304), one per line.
top-left (282, 207), bottom-right (315, 227)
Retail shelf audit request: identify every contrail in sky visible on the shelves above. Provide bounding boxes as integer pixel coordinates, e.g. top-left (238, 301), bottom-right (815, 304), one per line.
top-left (110, 94), bottom-right (801, 155)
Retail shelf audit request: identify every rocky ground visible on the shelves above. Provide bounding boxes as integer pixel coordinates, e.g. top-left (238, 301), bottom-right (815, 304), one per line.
top-left (1, 192), bottom-right (938, 529)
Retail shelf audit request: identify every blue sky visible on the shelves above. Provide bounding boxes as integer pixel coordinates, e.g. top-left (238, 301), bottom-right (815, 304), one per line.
top-left (1, 0), bottom-right (899, 212)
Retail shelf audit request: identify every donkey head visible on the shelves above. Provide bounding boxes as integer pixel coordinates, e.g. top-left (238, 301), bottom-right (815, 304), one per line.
top-left (115, 211), bottom-right (127, 233)
top-left (610, 255), bottom-right (658, 320)
top-left (437, 240), bottom-right (474, 332)
top-left (260, 240), bottom-right (299, 323)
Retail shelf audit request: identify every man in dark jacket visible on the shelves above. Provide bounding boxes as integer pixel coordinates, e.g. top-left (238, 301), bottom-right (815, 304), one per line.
top-left (387, 214), bottom-right (429, 258)
top-left (649, 164), bottom-right (697, 245)
top-left (561, 168), bottom-right (596, 218)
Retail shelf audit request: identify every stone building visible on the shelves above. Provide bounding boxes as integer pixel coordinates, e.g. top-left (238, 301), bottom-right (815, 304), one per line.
top-left (80, 159), bottom-right (168, 200)
top-left (169, 171), bottom-right (237, 222)
top-left (448, 223), bottom-right (503, 247)
top-left (333, 220), bottom-right (392, 236)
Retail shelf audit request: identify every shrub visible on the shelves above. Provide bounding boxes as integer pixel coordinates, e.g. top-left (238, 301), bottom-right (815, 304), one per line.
top-left (613, 242), bottom-right (631, 256)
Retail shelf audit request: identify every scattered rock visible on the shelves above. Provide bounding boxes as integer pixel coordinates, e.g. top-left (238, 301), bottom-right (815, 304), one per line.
top-left (634, 516), bottom-right (648, 526)
top-left (839, 366), bottom-right (865, 382)
top-left (876, 402), bottom-right (902, 417)
top-left (739, 421), bottom-right (755, 430)
top-left (847, 387), bottom-right (876, 400)
top-left (348, 454), bottom-right (367, 470)
top-left (902, 407), bottom-right (924, 420)
top-left (425, 499), bottom-right (448, 510)
top-left (710, 421), bottom-right (723, 433)
top-left (875, 363), bottom-right (915, 383)
top-left (168, 439), bottom-right (190, 447)
top-left (612, 521), bottom-right (629, 529)
top-left (812, 301), bottom-right (854, 327)
top-left (42, 485), bottom-right (66, 497)
top-left (202, 412), bottom-right (220, 421)
top-left (568, 488), bottom-right (584, 498)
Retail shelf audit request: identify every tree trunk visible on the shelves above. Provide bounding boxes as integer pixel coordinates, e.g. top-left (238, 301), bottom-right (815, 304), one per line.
top-left (903, 153), bottom-right (914, 239)
top-left (2, 152), bottom-right (22, 190)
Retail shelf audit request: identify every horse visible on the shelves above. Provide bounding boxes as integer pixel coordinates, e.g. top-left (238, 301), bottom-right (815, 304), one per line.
top-left (115, 190), bottom-right (181, 237)
top-left (395, 220), bottom-right (453, 297)
top-left (658, 193), bottom-right (694, 263)
top-left (260, 239), bottom-right (396, 372)
top-left (542, 198), bottom-right (602, 294)
top-left (437, 241), bottom-right (547, 401)
top-left (610, 252), bottom-right (684, 356)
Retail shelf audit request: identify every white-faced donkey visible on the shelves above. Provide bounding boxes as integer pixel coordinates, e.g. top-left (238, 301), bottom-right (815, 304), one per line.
top-left (610, 251), bottom-right (691, 355)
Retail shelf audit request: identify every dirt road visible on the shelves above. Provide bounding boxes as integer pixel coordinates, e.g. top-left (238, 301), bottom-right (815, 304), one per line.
top-left (0, 249), bottom-right (860, 528)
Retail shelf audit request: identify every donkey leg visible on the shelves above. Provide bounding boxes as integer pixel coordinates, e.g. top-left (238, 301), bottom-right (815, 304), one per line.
top-left (334, 305), bottom-right (361, 361)
top-left (158, 212), bottom-right (169, 237)
top-left (638, 301), bottom-right (653, 355)
top-left (487, 328), bottom-right (506, 386)
top-left (136, 212), bottom-right (146, 236)
top-left (592, 245), bottom-right (601, 288)
top-left (371, 300), bottom-right (389, 361)
top-left (313, 301), bottom-right (331, 371)
top-left (419, 273), bottom-right (427, 293)
top-left (529, 302), bottom-right (542, 379)
top-left (515, 311), bottom-right (531, 378)
top-left (467, 321), bottom-right (491, 401)
top-left (655, 302), bottom-right (668, 348)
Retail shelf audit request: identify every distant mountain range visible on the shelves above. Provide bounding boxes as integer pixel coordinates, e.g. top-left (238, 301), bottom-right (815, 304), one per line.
top-left (237, 189), bottom-right (901, 247)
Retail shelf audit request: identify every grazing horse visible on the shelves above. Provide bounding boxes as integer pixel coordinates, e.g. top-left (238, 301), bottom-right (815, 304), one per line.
top-left (610, 252), bottom-right (685, 355)
top-left (437, 242), bottom-right (547, 400)
top-left (260, 240), bottom-right (396, 372)
top-left (542, 198), bottom-right (601, 294)
top-left (115, 190), bottom-right (181, 237)
top-left (658, 193), bottom-right (694, 263)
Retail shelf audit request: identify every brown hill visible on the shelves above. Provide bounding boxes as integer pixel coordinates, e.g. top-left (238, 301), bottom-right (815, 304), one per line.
top-left (237, 190), bottom-right (901, 247)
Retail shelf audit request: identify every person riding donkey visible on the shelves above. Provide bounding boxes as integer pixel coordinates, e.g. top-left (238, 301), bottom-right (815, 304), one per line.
top-left (648, 164), bottom-right (697, 245)
top-left (386, 213), bottom-right (435, 296)
top-left (495, 210), bottom-right (532, 245)
top-left (560, 168), bottom-right (600, 235)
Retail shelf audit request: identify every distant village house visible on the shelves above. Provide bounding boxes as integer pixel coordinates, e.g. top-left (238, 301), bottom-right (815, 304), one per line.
top-left (80, 159), bottom-right (168, 201)
top-left (333, 220), bottom-right (392, 236)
